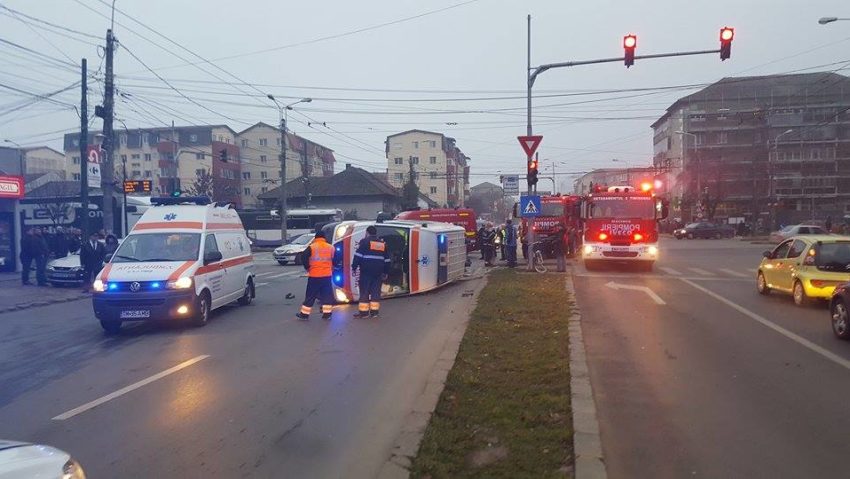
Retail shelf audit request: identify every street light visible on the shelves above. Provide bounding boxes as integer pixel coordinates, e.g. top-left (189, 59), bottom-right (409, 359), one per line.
top-left (769, 128), bottom-right (794, 200)
top-left (3, 139), bottom-right (24, 175)
top-left (818, 17), bottom-right (850, 24)
top-left (267, 95), bottom-right (312, 244)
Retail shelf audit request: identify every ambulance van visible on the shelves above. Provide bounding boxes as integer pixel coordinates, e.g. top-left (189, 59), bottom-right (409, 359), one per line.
top-left (92, 197), bottom-right (256, 334)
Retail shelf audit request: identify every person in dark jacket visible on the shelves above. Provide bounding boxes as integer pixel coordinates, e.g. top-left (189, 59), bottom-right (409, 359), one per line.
top-left (80, 232), bottom-right (106, 292)
top-left (52, 227), bottom-right (70, 259)
top-left (19, 228), bottom-right (37, 285)
top-left (104, 234), bottom-right (120, 258)
top-left (32, 227), bottom-right (49, 286)
top-left (477, 225), bottom-right (486, 259)
top-left (480, 223), bottom-right (497, 267)
top-left (504, 219), bottom-right (518, 268)
top-left (351, 226), bottom-right (390, 318)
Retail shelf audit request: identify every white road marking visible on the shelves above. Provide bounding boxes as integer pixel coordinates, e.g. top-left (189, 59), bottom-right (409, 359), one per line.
top-left (659, 267), bottom-right (681, 276)
top-left (748, 268), bottom-right (758, 273)
top-left (256, 271), bottom-right (278, 277)
top-left (256, 282), bottom-right (270, 287)
top-left (604, 281), bottom-right (666, 305)
top-left (680, 278), bottom-right (850, 372)
top-left (574, 273), bottom-right (749, 281)
top-left (53, 355), bottom-right (210, 421)
top-left (266, 272), bottom-right (292, 279)
top-left (688, 267), bottom-right (715, 276)
top-left (718, 268), bottom-right (748, 278)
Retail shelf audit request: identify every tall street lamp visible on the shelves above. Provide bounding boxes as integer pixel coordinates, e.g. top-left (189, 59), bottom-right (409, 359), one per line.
top-left (267, 95), bottom-right (311, 244)
top-left (818, 17), bottom-right (850, 25)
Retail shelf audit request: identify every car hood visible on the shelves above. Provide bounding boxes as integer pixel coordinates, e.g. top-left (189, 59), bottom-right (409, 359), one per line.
top-left (0, 441), bottom-right (70, 476)
top-left (274, 244), bottom-right (308, 254)
top-left (47, 254), bottom-right (80, 268)
top-left (98, 261), bottom-right (196, 282)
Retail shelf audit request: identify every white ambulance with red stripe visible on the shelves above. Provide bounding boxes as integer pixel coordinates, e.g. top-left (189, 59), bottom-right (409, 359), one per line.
top-left (92, 197), bottom-right (255, 334)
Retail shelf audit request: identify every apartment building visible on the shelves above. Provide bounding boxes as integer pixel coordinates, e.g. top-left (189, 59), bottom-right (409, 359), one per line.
top-left (237, 122), bottom-right (334, 208)
top-left (573, 167), bottom-right (658, 195)
top-left (385, 129), bottom-right (470, 207)
top-left (651, 72), bottom-right (850, 225)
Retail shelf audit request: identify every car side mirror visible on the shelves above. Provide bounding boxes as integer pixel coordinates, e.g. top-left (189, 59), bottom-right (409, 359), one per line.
top-left (762, 250), bottom-right (772, 259)
top-left (204, 251), bottom-right (223, 265)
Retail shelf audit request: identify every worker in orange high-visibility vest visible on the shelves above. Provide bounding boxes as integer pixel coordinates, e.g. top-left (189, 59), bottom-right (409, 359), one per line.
top-left (296, 230), bottom-right (335, 320)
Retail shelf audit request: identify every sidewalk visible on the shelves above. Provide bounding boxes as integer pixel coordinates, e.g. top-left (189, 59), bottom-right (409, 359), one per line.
top-left (0, 280), bottom-right (89, 314)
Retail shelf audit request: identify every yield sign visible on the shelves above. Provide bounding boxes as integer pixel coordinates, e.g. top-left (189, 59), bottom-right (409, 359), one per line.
top-left (517, 135), bottom-right (543, 158)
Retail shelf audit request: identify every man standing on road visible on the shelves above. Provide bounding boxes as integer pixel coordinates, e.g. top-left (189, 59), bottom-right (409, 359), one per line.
top-left (481, 223), bottom-right (497, 267)
top-left (477, 224), bottom-right (486, 260)
top-left (505, 219), bottom-right (517, 268)
top-left (19, 228), bottom-right (36, 285)
top-left (297, 230), bottom-right (335, 321)
top-left (80, 232), bottom-right (105, 292)
top-left (351, 225), bottom-right (390, 318)
top-left (32, 227), bottom-right (49, 286)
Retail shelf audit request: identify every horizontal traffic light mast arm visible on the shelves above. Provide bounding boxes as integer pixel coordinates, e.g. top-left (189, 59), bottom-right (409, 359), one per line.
top-left (529, 48), bottom-right (721, 86)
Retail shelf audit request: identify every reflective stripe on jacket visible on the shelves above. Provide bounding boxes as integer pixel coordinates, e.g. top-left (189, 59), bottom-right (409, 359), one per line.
top-left (305, 238), bottom-right (334, 278)
top-left (352, 235), bottom-right (390, 276)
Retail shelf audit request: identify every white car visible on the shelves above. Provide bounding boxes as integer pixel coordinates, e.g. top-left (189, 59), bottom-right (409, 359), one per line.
top-left (46, 252), bottom-right (85, 286)
top-left (273, 233), bottom-right (315, 265)
top-left (0, 440), bottom-right (86, 478)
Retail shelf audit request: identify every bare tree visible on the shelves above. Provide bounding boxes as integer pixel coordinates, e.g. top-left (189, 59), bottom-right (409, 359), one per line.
top-left (30, 181), bottom-right (78, 228)
top-left (187, 170), bottom-right (214, 198)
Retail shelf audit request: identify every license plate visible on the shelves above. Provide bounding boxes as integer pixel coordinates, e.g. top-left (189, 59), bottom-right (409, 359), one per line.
top-left (120, 310), bottom-right (150, 319)
top-left (612, 247), bottom-right (629, 252)
top-left (52, 273), bottom-right (74, 278)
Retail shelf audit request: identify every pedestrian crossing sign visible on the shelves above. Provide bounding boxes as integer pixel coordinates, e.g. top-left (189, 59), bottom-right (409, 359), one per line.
top-left (520, 195), bottom-right (542, 218)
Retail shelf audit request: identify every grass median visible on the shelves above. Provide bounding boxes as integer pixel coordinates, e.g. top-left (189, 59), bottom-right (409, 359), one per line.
top-left (411, 268), bottom-right (573, 479)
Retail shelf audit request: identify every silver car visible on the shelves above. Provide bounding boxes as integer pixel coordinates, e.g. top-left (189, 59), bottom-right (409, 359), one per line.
top-left (273, 233), bottom-right (315, 265)
top-left (45, 252), bottom-right (85, 286)
top-left (0, 440), bottom-right (86, 478)
top-left (769, 224), bottom-right (829, 244)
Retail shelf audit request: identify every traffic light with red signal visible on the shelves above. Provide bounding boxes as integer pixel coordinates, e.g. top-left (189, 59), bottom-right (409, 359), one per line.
top-left (527, 154), bottom-right (539, 187)
top-left (623, 34), bottom-right (637, 67)
top-left (719, 27), bottom-right (734, 60)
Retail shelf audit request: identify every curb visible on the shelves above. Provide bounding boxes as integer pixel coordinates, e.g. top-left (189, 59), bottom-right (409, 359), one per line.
top-left (565, 267), bottom-right (608, 479)
top-left (0, 293), bottom-right (89, 314)
top-left (376, 274), bottom-right (488, 479)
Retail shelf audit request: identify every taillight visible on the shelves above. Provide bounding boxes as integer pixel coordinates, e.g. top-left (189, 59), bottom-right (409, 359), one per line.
top-left (598, 232), bottom-right (609, 241)
top-left (633, 233), bottom-right (644, 242)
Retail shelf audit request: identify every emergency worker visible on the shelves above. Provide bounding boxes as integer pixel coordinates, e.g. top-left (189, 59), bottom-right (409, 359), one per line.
top-left (296, 230), bottom-right (335, 320)
top-left (481, 223), bottom-right (497, 267)
top-left (505, 218), bottom-right (518, 268)
top-left (351, 225), bottom-right (390, 318)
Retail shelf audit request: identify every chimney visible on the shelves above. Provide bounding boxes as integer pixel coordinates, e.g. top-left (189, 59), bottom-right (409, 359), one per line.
top-left (345, 163), bottom-right (352, 169)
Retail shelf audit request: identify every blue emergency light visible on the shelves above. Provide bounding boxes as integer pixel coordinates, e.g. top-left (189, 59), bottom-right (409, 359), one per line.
top-left (333, 273), bottom-right (343, 285)
top-left (150, 282), bottom-right (161, 289)
top-left (108, 283), bottom-right (118, 291)
top-left (439, 234), bottom-right (446, 245)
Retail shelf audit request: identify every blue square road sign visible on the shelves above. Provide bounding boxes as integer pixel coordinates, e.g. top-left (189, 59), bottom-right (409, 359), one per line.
top-left (519, 195), bottom-right (542, 218)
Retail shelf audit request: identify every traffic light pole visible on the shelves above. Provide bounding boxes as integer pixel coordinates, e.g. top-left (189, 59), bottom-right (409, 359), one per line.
top-left (525, 14), bottom-right (535, 272)
top-left (79, 59), bottom-right (89, 239)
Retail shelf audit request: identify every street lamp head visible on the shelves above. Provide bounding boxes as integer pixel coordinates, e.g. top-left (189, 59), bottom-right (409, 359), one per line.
top-left (267, 94), bottom-right (276, 101)
top-left (819, 17), bottom-right (838, 24)
top-left (301, 98), bottom-right (312, 103)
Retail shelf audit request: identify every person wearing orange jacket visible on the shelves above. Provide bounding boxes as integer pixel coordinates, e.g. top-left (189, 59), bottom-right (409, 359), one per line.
top-left (296, 230), bottom-right (336, 320)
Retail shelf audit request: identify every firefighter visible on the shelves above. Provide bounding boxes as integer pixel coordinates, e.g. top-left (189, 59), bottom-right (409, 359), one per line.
top-left (351, 225), bottom-right (390, 318)
top-left (296, 230), bottom-right (335, 320)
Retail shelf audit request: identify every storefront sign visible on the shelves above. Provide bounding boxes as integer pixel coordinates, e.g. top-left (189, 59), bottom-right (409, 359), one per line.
top-left (0, 175), bottom-right (24, 199)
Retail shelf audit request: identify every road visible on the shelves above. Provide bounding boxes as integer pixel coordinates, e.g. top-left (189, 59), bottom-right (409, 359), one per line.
top-left (0, 253), bottom-right (483, 478)
top-left (574, 236), bottom-right (850, 479)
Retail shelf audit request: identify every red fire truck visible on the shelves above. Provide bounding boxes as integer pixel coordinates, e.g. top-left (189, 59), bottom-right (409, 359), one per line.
top-left (580, 183), bottom-right (668, 271)
top-left (517, 194), bottom-right (583, 257)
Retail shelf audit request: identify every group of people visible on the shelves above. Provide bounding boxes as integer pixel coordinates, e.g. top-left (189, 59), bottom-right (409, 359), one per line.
top-left (20, 226), bottom-right (120, 290)
top-left (477, 220), bottom-right (518, 268)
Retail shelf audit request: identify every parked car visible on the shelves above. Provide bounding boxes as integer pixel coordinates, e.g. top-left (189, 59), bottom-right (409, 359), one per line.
top-left (0, 439), bottom-right (86, 478)
top-left (673, 222), bottom-right (735, 239)
top-left (46, 252), bottom-right (85, 286)
top-left (757, 235), bottom-right (850, 306)
top-left (769, 224), bottom-right (829, 244)
top-left (273, 233), bottom-right (315, 265)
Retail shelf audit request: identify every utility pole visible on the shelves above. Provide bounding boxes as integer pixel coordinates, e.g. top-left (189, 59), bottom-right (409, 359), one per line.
top-left (278, 116), bottom-right (288, 243)
top-left (79, 59), bottom-right (89, 238)
top-left (525, 14), bottom-right (535, 271)
top-left (302, 140), bottom-right (310, 207)
top-left (101, 28), bottom-right (116, 234)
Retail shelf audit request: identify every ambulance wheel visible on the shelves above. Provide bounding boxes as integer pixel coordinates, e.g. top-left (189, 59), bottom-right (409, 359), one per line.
top-left (192, 291), bottom-right (211, 327)
top-left (238, 279), bottom-right (254, 306)
top-left (100, 320), bottom-right (122, 335)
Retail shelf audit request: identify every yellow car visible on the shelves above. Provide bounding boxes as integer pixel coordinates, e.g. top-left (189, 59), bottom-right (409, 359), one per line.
top-left (757, 235), bottom-right (850, 306)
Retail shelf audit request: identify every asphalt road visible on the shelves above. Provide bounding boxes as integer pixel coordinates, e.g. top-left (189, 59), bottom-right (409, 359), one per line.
top-left (574, 236), bottom-right (850, 479)
top-left (0, 253), bottom-right (483, 478)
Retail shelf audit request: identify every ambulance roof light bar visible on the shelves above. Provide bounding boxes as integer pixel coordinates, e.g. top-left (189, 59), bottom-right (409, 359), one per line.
top-left (151, 196), bottom-right (212, 206)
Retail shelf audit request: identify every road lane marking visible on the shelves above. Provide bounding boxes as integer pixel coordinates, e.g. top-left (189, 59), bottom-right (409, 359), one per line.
top-left (604, 281), bottom-right (666, 305)
top-left (52, 355), bottom-right (210, 421)
top-left (688, 267), bottom-right (715, 276)
top-left (659, 267), bottom-right (681, 276)
top-left (256, 282), bottom-right (270, 287)
top-left (680, 279), bottom-right (850, 372)
top-left (718, 268), bottom-right (748, 278)
top-left (574, 273), bottom-right (749, 281)
top-left (256, 271), bottom-right (278, 277)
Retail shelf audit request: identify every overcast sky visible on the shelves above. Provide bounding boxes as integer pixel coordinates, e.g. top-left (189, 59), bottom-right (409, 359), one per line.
top-left (1, 0), bottom-right (848, 191)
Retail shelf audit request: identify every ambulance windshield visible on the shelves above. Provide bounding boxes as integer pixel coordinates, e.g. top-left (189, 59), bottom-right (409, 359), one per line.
top-left (112, 233), bottom-right (201, 262)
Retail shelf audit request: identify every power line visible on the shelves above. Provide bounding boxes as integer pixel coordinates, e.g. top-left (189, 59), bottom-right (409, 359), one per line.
top-left (0, 5), bottom-right (101, 40)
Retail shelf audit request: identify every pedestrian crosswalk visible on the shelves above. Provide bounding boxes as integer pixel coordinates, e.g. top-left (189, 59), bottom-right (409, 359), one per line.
top-left (653, 266), bottom-right (756, 279)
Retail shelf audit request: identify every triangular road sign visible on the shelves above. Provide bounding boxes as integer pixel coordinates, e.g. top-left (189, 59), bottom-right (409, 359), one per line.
top-left (517, 135), bottom-right (543, 158)
top-left (523, 200), bottom-right (538, 215)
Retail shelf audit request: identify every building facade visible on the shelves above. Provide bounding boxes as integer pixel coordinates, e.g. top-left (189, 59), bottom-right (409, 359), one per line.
top-left (651, 72), bottom-right (850, 226)
top-left (573, 167), bottom-right (658, 195)
top-left (385, 130), bottom-right (470, 207)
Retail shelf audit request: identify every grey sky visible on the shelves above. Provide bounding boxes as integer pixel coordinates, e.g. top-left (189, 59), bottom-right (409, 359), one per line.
top-left (1, 0), bottom-right (848, 191)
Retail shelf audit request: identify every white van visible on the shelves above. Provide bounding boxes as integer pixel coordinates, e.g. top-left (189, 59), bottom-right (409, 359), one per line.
top-left (92, 197), bottom-right (255, 334)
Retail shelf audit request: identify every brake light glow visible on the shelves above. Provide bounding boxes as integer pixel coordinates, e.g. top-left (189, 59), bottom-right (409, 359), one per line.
top-left (598, 232), bottom-right (609, 241)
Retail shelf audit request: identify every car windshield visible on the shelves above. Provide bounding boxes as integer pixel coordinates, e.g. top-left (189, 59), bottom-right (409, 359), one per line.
top-left (292, 234), bottom-right (314, 245)
top-left (540, 203), bottom-right (564, 217)
top-left (816, 242), bottom-right (850, 271)
top-left (589, 197), bottom-right (655, 219)
top-left (111, 233), bottom-right (201, 262)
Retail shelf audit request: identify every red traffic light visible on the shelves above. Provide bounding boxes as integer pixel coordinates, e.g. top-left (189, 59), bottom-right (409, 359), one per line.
top-left (720, 27), bottom-right (734, 42)
top-left (623, 34), bottom-right (637, 49)
top-left (719, 27), bottom-right (734, 60)
top-left (623, 34), bottom-right (637, 68)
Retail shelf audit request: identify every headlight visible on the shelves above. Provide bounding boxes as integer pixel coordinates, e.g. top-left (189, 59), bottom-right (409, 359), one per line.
top-left (63, 458), bottom-right (87, 479)
top-left (582, 245), bottom-right (594, 256)
top-left (334, 224), bottom-right (350, 241)
top-left (335, 288), bottom-right (349, 303)
top-left (92, 279), bottom-right (106, 292)
top-left (648, 246), bottom-right (658, 256)
top-left (47, 264), bottom-right (55, 271)
top-left (167, 277), bottom-right (193, 289)
top-left (70, 266), bottom-right (82, 271)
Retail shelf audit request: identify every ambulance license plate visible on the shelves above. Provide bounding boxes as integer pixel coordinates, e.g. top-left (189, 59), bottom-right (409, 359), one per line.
top-left (120, 310), bottom-right (150, 319)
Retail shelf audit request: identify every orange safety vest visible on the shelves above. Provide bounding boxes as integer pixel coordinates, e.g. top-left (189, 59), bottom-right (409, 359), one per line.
top-left (307, 238), bottom-right (334, 278)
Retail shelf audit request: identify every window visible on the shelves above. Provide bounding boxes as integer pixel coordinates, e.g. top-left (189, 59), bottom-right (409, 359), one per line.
top-left (413, 141), bottom-right (419, 148)
top-left (394, 173), bottom-right (404, 181)
top-left (788, 240), bottom-right (807, 258)
top-left (120, 154), bottom-right (127, 162)
top-left (394, 157), bottom-right (403, 165)
top-left (411, 156), bottom-right (419, 164)
top-left (196, 153), bottom-right (205, 160)
top-left (189, 134), bottom-right (198, 143)
top-left (131, 170), bottom-right (141, 178)
top-left (260, 171), bottom-right (268, 179)
top-left (204, 234), bottom-right (220, 257)
top-left (695, 134), bottom-right (704, 146)
top-left (244, 187), bottom-right (251, 195)
top-left (259, 138), bottom-right (268, 147)
top-left (430, 140), bottom-right (436, 148)
top-left (144, 170), bottom-right (152, 178)
top-left (131, 162), bottom-right (141, 168)
top-left (811, 149), bottom-right (821, 160)
top-left (144, 153), bottom-right (152, 161)
top-left (72, 173), bottom-right (80, 181)
top-left (430, 186), bottom-right (438, 194)
top-left (241, 139), bottom-right (248, 147)
top-left (261, 186), bottom-right (268, 193)
top-left (72, 156), bottom-right (80, 165)
top-left (260, 155), bottom-right (267, 163)
top-left (131, 154), bottom-right (140, 160)
top-left (276, 138), bottom-right (281, 146)
top-left (772, 240), bottom-right (793, 259)
top-left (718, 132), bottom-right (728, 144)
top-left (195, 168), bottom-right (206, 176)
top-left (242, 172), bottom-right (251, 180)
top-left (429, 156), bottom-right (437, 164)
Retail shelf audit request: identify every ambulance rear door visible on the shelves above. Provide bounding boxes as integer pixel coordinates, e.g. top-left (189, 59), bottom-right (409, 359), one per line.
top-left (410, 226), bottom-right (439, 293)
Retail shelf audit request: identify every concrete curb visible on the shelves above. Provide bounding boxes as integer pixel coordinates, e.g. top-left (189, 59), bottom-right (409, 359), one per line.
top-left (0, 293), bottom-right (89, 314)
top-left (376, 274), bottom-right (488, 479)
top-left (565, 267), bottom-right (608, 479)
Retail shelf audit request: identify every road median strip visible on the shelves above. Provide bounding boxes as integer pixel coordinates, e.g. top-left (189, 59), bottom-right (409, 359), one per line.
top-left (410, 269), bottom-right (573, 478)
